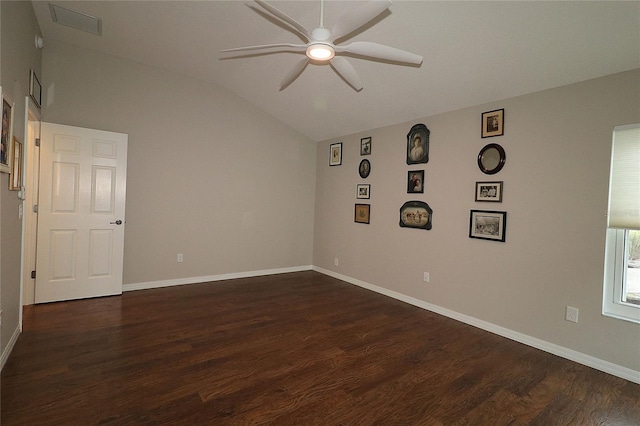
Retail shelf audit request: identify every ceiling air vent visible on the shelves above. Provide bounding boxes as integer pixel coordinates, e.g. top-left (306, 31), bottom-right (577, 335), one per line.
top-left (48, 3), bottom-right (102, 35)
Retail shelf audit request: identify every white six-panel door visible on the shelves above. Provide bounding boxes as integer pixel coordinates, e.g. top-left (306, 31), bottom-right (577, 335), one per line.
top-left (35, 123), bottom-right (128, 303)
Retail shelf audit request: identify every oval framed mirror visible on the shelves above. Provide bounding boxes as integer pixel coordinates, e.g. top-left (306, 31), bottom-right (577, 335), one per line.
top-left (478, 143), bottom-right (506, 175)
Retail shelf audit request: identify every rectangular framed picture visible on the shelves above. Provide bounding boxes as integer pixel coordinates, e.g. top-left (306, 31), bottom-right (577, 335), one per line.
top-left (1, 88), bottom-right (13, 174)
top-left (475, 181), bottom-right (503, 202)
top-left (9, 136), bottom-right (22, 191)
top-left (329, 142), bottom-right (342, 166)
top-left (360, 137), bottom-right (371, 155)
top-left (356, 184), bottom-right (370, 199)
top-left (354, 203), bottom-right (370, 224)
top-left (407, 170), bottom-right (424, 193)
top-left (29, 69), bottom-right (42, 108)
top-left (481, 108), bottom-right (504, 138)
top-left (469, 210), bottom-right (507, 242)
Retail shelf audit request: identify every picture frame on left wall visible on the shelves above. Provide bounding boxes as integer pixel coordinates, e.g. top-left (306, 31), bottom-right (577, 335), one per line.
top-left (9, 136), bottom-right (23, 191)
top-left (1, 87), bottom-right (14, 174)
top-left (329, 142), bottom-right (342, 166)
top-left (29, 69), bottom-right (42, 109)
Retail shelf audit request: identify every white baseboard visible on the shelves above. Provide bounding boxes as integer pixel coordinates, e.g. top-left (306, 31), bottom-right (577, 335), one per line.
top-left (313, 266), bottom-right (640, 385)
top-left (1, 325), bottom-right (21, 371)
top-left (123, 265), bottom-right (313, 292)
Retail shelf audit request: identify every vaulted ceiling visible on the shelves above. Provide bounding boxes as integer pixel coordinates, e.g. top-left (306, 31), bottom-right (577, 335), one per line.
top-left (31, 1), bottom-right (640, 142)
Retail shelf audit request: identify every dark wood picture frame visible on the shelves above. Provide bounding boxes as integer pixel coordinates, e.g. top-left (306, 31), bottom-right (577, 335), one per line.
top-left (478, 143), bottom-right (506, 175)
top-left (469, 210), bottom-right (507, 242)
top-left (29, 69), bottom-right (42, 109)
top-left (9, 136), bottom-right (22, 191)
top-left (355, 204), bottom-right (370, 224)
top-left (481, 108), bottom-right (504, 138)
top-left (360, 137), bottom-right (371, 155)
top-left (1, 90), bottom-right (13, 174)
top-left (406, 123), bottom-right (429, 164)
top-left (475, 181), bottom-right (503, 202)
top-left (407, 170), bottom-right (424, 193)
top-left (329, 142), bottom-right (342, 166)
top-left (359, 159), bottom-right (371, 178)
top-left (399, 201), bottom-right (433, 230)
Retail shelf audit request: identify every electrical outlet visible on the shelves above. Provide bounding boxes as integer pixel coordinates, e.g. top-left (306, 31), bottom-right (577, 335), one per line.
top-left (423, 272), bottom-right (430, 283)
top-left (177, 253), bottom-right (183, 263)
top-left (334, 257), bottom-right (339, 266)
top-left (566, 306), bottom-right (579, 323)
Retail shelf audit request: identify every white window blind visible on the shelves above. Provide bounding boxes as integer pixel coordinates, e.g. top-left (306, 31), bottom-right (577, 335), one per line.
top-left (608, 124), bottom-right (640, 230)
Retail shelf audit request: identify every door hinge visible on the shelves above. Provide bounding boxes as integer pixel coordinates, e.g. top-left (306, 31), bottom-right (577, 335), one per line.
top-left (33, 204), bottom-right (38, 213)
top-left (31, 270), bottom-right (36, 279)
top-left (35, 138), bottom-right (40, 147)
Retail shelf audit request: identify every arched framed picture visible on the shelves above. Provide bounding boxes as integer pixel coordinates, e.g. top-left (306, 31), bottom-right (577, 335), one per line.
top-left (399, 201), bottom-right (432, 230)
top-left (407, 124), bottom-right (429, 165)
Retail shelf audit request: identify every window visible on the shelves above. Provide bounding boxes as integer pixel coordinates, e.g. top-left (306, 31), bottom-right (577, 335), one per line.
top-left (604, 229), bottom-right (640, 322)
top-left (603, 125), bottom-right (640, 323)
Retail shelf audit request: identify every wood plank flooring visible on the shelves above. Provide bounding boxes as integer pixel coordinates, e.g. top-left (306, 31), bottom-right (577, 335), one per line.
top-left (2, 271), bottom-right (639, 425)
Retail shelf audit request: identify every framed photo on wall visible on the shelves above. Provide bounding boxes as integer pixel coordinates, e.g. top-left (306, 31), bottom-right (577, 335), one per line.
top-left (399, 201), bottom-right (433, 230)
top-left (29, 69), bottom-right (42, 109)
top-left (481, 108), bottom-right (504, 138)
top-left (329, 142), bottom-right (342, 166)
top-left (9, 136), bottom-right (22, 190)
top-left (469, 210), bottom-right (507, 242)
top-left (355, 204), bottom-right (370, 224)
top-left (475, 181), bottom-right (503, 202)
top-left (407, 170), bottom-right (424, 193)
top-left (1, 88), bottom-right (13, 174)
top-left (407, 123), bottom-right (429, 164)
top-left (360, 137), bottom-right (371, 155)
top-left (356, 184), bottom-right (370, 199)
top-left (359, 159), bottom-right (371, 178)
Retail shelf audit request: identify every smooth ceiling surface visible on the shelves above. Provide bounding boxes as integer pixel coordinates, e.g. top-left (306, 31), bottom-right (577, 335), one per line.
top-left (31, 1), bottom-right (640, 142)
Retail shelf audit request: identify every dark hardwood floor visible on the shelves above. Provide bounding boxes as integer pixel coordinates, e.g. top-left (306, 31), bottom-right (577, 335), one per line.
top-left (2, 271), bottom-right (639, 425)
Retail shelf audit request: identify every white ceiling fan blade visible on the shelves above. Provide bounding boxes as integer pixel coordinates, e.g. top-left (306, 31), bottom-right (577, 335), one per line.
top-left (330, 56), bottom-right (363, 91)
top-left (221, 43), bottom-right (306, 54)
top-left (330, 0), bottom-right (392, 42)
top-left (280, 58), bottom-right (310, 90)
top-left (336, 41), bottom-right (423, 65)
top-left (254, 0), bottom-right (311, 41)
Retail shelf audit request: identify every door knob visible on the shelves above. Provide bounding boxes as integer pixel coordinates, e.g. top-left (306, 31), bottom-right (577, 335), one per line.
top-left (110, 220), bottom-right (123, 225)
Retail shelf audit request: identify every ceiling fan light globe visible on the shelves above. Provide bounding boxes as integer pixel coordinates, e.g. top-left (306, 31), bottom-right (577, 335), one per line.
top-left (306, 44), bottom-right (335, 61)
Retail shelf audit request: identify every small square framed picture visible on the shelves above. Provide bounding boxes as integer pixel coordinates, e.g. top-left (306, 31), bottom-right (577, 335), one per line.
top-left (329, 142), bottom-right (342, 166)
top-left (469, 210), bottom-right (506, 242)
top-left (475, 181), bottom-right (503, 202)
top-left (355, 204), bottom-right (370, 224)
top-left (356, 184), bottom-right (370, 199)
top-left (481, 108), bottom-right (504, 138)
top-left (360, 137), bottom-right (371, 155)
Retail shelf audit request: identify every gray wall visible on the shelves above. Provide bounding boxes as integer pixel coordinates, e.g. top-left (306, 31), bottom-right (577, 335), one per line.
top-left (42, 41), bottom-right (317, 287)
top-left (0, 0), bottom-right (42, 361)
top-left (313, 69), bottom-right (640, 373)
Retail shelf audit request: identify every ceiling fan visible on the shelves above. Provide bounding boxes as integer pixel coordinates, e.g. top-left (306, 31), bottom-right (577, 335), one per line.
top-left (221, 0), bottom-right (423, 91)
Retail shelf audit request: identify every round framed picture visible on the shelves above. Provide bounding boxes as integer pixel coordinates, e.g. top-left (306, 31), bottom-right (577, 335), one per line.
top-left (359, 159), bottom-right (371, 178)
